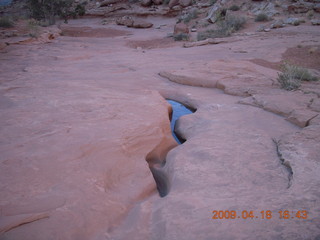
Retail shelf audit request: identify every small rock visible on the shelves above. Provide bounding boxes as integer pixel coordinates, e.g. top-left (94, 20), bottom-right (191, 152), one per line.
top-left (0, 42), bottom-right (7, 50)
top-left (310, 98), bottom-right (320, 112)
top-left (197, 3), bottom-right (211, 8)
top-left (311, 19), bottom-right (320, 25)
top-left (308, 47), bottom-right (318, 54)
top-left (141, 0), bottom-right (152, 7)
top-left (257, 25), bottom-right (266, 32)
top-left (179, 0), bottom-right (192, 7)
top-left (100, 0), bottom-right (117, 7)
top-left (252, 2), bottom-right (279, 17)
top-left (132, 19), bottom-right (153, 28)
top-left (116, 16), bottom-right (134, 27)
top-left (167, 33), bottom-right (174, 38)
top-left (191, 28), bottom-right (197, 32)
top-left (172, 5), bottom-right (182, 11)
top-left (206, 3), bottom-right (224, 24)
top-left (271, 19), bottom-right (285, 29)
top-left (152, 0), bottom-right (163, 5)
top-left (288, 3), bottom-right (311, 14)
top-left (284, 17), bottom-right (301, 26)
top-left (168, 0), bottom-right (179, 8)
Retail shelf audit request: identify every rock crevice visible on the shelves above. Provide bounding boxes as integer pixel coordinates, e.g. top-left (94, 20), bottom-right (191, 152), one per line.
top-left (273, 138), bottom-right (294, 189)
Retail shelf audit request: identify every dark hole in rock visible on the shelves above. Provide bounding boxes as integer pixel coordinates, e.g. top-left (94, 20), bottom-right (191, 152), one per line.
top-left (149, 166), bottom-right (170, 197)
top-left (166, 99), bottom-right (195, 144)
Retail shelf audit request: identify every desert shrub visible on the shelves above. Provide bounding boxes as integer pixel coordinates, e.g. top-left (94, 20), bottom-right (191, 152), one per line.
top-left (27, 0), bottom-right (86, 25)
top-left (210, 0), bottom-right (217, 5)
top-left (183, 9), bottom-right (198, 23)
top-left (163, 0), bottom-right (170, 5)
top-left (0, 17), bottom-right (14, 28)
top-left (197, 15), bottom-right (246, 41)
top-left (222, 14), bottom-right (246, 31)
top-left (277, 63), bottom-right (318, 90)
top-left (255, 13), bottom-right (269, 22)
top-left (229, 5), bottom-right (240, 11)
top-left (197, 29), bottom-right (213, 41)
top-left (197, 29), bottom-right (225, 40)
top-left (173, 33), bottom-right (189, 41)
top-left (27, 19), bottom-right (40, 38)
top-left (75, 4), bottom-right (86, 16)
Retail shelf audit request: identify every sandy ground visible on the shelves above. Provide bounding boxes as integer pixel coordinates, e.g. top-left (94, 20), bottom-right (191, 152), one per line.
top-left (0, 16), bottom-right (320, 240)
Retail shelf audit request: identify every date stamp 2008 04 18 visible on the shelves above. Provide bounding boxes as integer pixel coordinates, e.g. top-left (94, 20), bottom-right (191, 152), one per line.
top-left (211, 210), bottom-right (308, 220)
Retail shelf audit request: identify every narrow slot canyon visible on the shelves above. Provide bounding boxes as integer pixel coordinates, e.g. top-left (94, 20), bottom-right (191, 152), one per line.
top-left (146, 99), bottom-right (196, 197)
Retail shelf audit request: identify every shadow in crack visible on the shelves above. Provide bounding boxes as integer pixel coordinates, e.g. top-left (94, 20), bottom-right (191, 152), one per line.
top-left (146, 99), bottom-right (196, 197)
top-left (146, 138), bottom-right (176, 198)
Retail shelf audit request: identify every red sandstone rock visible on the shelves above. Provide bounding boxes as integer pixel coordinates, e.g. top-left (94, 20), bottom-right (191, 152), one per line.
top-left (141, 0), bottom-right (152, 7)
top-left (179, 0), bottom-right (192, 7)
top-left (168, 0), bottom-right (179, 8)
top-left (152, 0), bottom-right (163, 5)
top-left (0, 12), bottom-right (319, 240)
top-left (174, 22), bottom-right (189, 34)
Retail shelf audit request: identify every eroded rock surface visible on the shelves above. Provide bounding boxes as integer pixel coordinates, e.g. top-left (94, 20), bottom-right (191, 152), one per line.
top-left (0, 7), bottom-right (320, 240)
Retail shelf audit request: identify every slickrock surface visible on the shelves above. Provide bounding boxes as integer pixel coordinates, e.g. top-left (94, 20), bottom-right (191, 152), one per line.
top-left (0, 10), bottom-right (320, 240)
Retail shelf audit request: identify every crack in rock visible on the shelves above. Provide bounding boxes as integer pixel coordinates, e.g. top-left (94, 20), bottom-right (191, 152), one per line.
top-left (272, 138), bottom-right (293, 189)
top-left (0, 213), bottom-right (49, 235)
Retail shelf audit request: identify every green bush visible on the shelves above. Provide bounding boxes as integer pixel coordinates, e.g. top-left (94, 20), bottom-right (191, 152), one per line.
top-left (27, 19), bottom-right (40, 38)
top-left (27, 0), bottom-right (86, 25)
top-left (210, 0), bottom-right (217, 5)
top-left (229, 5), bottom-right (240, 11)
top-left (255, 13), bottom-right (269, 22)
top-left (75, 4), bottom-right (86, 16)
top-left (277, 63), bottom-right (318, 90)
top-left (197, 15), bottom-right (246, 41)
top-left (173, 33), bottom-right (189, 41)
top-left (222, 14), bottom-right (246, 31)
top-left (0, 17), bottom-right (14, 28)
top-left (183, 9), bottom-right (198, 23)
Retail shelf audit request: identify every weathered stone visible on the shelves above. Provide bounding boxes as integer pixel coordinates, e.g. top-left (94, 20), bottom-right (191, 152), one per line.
top-left (311, 19), bottom-right (320, 25)
top-left (132, 19), bottom-right (153, 28)
top-left (100, 0), bottom-right (118, 7)
top-left (0, 42), bottom-right (7, 50)
top-left (116, 16), bottom-right (153, 28)
top-left (179, 0), bottom-right (192, 7)
top-left (271, 19), bottom-right (285, 28)
top-left (116, 16), bottom-right (134, 27)
top-left (172, 5), bottom-right (182, 11)
top-left (288, 3), bottom-right (311, 14)
top-left (310, 98), bottom-right (320, 112)
top-left (206, 3), bottom-right (224, 23)
top-left (152, 0), bottom-right (163, 5)
top-left (252, 2), bottom-right (278, 17)
top-left (183, 38), bottom-right (225, 48)
top-left (141, 0), bottom-right (152, 7)
top-left (174, 22), bottom-right (189, 34)
top-left (168, 0), bottom-right (179, 8)
top-left (284, 17), bottom-right (302, 26)
top-left (286, 109), bottom-right (319, 127)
